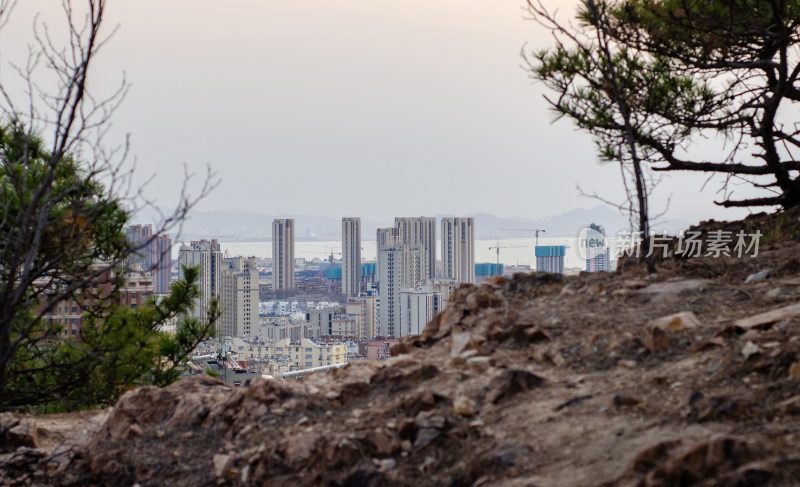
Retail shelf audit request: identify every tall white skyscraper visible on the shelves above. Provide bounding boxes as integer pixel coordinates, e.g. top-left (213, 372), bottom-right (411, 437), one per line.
top-left (342, 217), bottom-right (361, 297)
top-left (377, 236), bottom-right (422, 338)
top-left (584, 223), bottom-right (612, 272)
top-left (178, 239), bottom-right (222, 320)
top-left (220, 256), bottom-right (259, 337)
top-left (272, 219), bottom-right (295, 290)
top-left (441, 217), bottom-right (475, 284)
top-left (376, 227), bottom-right (401, 251)
top-left (394, 217), bottom-right (436, 280)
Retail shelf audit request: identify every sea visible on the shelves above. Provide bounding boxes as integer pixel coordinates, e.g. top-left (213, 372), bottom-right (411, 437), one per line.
top-left (172, 237), bottom-right (621, 270)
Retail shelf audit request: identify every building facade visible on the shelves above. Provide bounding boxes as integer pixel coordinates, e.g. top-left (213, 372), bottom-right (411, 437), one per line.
top-left (342, 217), bottom-right (361, 297)
top-left (219, 256), bottom-right (259, 337)
top-left (394, 217), bottom-right (436, 280)
top-left (441, 217), bottom-right (475, 284)
top-left (306, 306), bottom-right (345, 336)
top-left (345, 295), bottom-right (377, 339)
top-left (178, 239), bottom-right (222, 320)
top-left (125, 224), bottom-right (171, 294)
top-left (377, 241), bottom-right (422, 338)
top-left (272, 219), bottom-right (295, 290)
top-left (535, 245), bottom-right (566, 274)
top-left (584, 223), bottom-right (612, 272)
top-left (41, 264), bottom-right (154, 340)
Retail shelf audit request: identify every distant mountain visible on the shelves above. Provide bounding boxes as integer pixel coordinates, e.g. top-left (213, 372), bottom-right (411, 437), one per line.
top-left (130, 205), bottom-right (690, 242)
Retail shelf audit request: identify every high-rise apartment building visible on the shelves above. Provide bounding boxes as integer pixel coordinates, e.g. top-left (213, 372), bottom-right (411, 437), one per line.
top-left (394, 217), bottom-right (436, 280)
top-left (272, 219), bottom-right (295, 291)
top-left (178, 239), bottom-right (222, 320)
top-left (377, 240), bottom-right (422, 338)
top-left (584, 223), bottom-right (612, 272)
top-left (399, 284), bottom-right (451, 336)
top-left (441, 217), bottom-right (475, 284)
top-left (219, 256), bottom-right (259, 337)
top-left (345, 295), bottom-right (377, 339)
top-left (376, 227), bottom-right (401, 251)
top-left (535, 245), bottom-right (566, 274)
top-left (125, 224), bottom-right (171, 294)
top-left (342, 217), bottom-right (361, 297)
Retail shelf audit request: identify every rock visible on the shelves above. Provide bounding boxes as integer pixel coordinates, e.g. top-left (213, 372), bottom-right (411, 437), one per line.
top-left (555, 394), bottom-right (592, 411)
top-left (413, 428), bottom-right (441, 450)
top-left (698, 396), bottom-right (749, 421)
top-left (745, 269), bottom-right (772, 283)
top-left (742, 341), bottom-right (760, 360)
top-left (451, 331), bottom-right (479, 357)
top-left (7, 418), bottom-right (39, 449)
top-left (282, 432), bottom-right (321, 467)
top-left (127, 424), bottom-right (144, 438)
top-left (733, 303), bottom-right (800, 330)
top-left (213, 453), bottom-right (233, 478)
top-left (688, 391), bottom-right (704, 405)
top-left (779, 396), bottom-right (800, 415)
top-left (510, 324), bottom-right (550, 344)
top-left (643, 312), bottom-right (701, 353)
top-left (652, 311), bottom-right (701, 331)
top-left (376, 458), bottom-right (396, 472)
top-left (453, 394), bottom-right (477, 416)
top-left (365, 428), bottom-right (398, 456)
top-left (613, 394), bottom-right (641, 408)
top-left (486, 369), bottom-right (544, 404)
top-left (618, 359), bottom-right (638, 369)
top-left (642, 325), bottom-right (673, 353)
top-left (789, 362), bottom-right (800, 379)
top-left (466, 356), bottom-right (493, 373)
top-left (690, 337), bottom-right (725, 353)
top-left (390, 339), bottom-right (414, 356)
top-left (635, 280), bottom-right (708, 301)
top-left (626, 437), bottom-right (751, 486)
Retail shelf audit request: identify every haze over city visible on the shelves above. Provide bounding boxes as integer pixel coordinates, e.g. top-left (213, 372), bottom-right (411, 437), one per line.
top-left (0, 0), bottom-right (761, 225)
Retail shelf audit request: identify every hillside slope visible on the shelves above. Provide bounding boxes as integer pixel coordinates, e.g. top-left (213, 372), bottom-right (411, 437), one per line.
top-left (3, 209), bottom-right (800, 486)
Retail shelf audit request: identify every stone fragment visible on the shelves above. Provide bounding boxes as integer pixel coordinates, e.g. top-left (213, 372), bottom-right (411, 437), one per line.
top-left (450, 332), bottom-right (479, 357)
top-left (510, 323), bottom-right (550, 344)
top-left (690, 337), bottom-right (725, 353)
top-left (627, 437), bottom-right (750, 485)
top-left (643, 326), bottom-right (673, 353)
top-left (789, 362), bottom-right (800, 379)
top-left (413, 428), bottom-right (441, 450)
top-left (779, 395), bottom-right (800, 415)
top-left (366, 428), bottom-right (398, 456)
top-left (486, 369), bottom-right (544, 404)
top-left (213, 453), bottom-right (233, 478)
top-left (282, 432), bottom-right (320, 467)
top-left (613, 394), bottom-right (640, 408)
top-left (618, 360), bottom-right (638, 369)
top-left (733, 303), bottom-right (800, 330)
top-left (745, 269), bottom-right (771, 283)
top-left (7, 419), bottom-right (38, 448)
top-left (127, 424), bottom-right (143, 438)
top-left (453, 394), bottom-right (477, 417)
top-left (466, 356), bottom-right (493, 373)
top-left (635, 280), bottom-right (708, 301)
top-left (376, 458), bottom-right (396, 472)
top-left (742, 341), bottom-right (760, 360)
top-left (652, 312), bottom-right (701, 331)
top-left (698, 396), bottom-right (748, 421)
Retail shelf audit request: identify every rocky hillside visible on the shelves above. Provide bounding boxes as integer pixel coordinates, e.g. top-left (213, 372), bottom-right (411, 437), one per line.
top-left (3, 209), bottom-right (800, 486)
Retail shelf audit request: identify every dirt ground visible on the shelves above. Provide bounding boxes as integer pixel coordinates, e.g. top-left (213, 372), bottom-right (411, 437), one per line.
top-left (3, 208), bottom-right (800, 486)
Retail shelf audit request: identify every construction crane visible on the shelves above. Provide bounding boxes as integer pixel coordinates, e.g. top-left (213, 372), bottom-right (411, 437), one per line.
top-left (500, 228), bottom-right (547, 247)
top-left (310, 248), bottom-right (342, 264)
top-left (488, 242), bottom-right (526, 276)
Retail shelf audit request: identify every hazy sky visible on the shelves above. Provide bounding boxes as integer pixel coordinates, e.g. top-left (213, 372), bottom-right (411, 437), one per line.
top-left (0, 0), bottom-right (760, 224)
